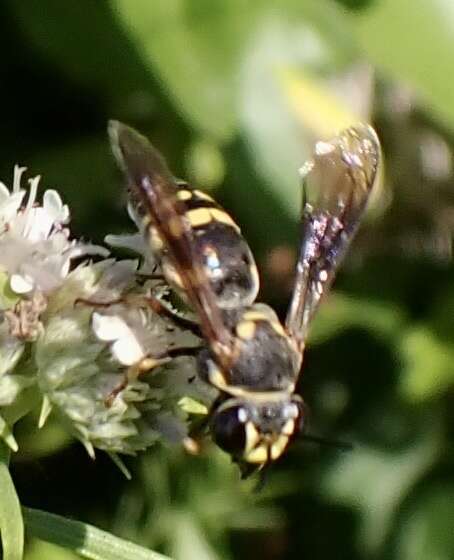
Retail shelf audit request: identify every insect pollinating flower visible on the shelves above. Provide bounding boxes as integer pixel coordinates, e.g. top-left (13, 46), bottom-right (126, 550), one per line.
top-left (0, 122), bottom-right (381, 477)
top-left (0, 165), bottom-right (201, 459)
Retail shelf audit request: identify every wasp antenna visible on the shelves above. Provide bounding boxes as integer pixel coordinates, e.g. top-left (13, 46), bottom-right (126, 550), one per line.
top-left (238, 461), bottom-right (260, 481)
top-left (253, 467), bottom-right (269, 493)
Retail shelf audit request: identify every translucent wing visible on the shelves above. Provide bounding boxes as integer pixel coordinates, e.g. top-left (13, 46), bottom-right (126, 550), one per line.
top-left (109, 121), bottom-right (234, 365)
top-left (285, 124), bottom-right (381, 350)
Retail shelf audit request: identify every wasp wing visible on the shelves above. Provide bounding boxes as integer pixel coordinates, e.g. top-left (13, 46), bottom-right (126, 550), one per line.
top-left (285, 124), bottom-right (381, 350)
top-left (109, 121), bottom-right (234, 364)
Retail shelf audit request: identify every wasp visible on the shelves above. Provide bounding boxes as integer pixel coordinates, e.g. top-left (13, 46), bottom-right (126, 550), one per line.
top-left (108, 121), bottom-right (381, 476)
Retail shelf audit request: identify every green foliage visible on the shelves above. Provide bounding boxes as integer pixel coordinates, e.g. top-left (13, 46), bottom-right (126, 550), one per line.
top-left (23, 508), bottom-right (171, 560)
top-left (352, 0), bottom-right (454, 130)
top-left (0, 444), bottom-right (24, 560)
top-left (399, 326), bottom-right (454, 401)
top-left (0, 1), bottom-right (454, 559)
top-left (111, 0), bottom-right (262, 141)
top-left (320, 419), bottom-right (441, 554)
top-left (397, 484), bottom-right (454, 560)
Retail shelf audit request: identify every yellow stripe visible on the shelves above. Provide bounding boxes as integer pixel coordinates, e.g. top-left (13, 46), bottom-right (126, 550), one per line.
top-left (210, 208), bottom-right (241, 232)
top-left (269, 321), bottom-right (286, 337)
top-left (242, 311), bottom-right (269, 322)
top-left (185, 206), bottom-right (241, 233)
top-left (149, 226), bottom-right (164, 251)
top-left (193, 189), bottom-right (214, 202)
top-left (207, 362), bottom-right (229, 390)
top-left (242, 311), bottom-right (286, 337)
top-left (168, 216), bottom-right (184, 237)
top-left (270, 435), bottom-right (289, 460)
top-left (186, 207), bottom-right (213, 227)
top-left (245, 422), bottom-right (261, 454)
top-left (245, 444), bottom-right (268, 464)
top-left (282, 419), bottom-right (295, 436)
top-left (236, 320), bottom-right (256, 340)
top-left (176, 189), bottom-right (193, 201)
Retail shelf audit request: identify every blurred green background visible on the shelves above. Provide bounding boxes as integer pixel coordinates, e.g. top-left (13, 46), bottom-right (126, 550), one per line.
top-left (4, 0), bottom-right (454, 558)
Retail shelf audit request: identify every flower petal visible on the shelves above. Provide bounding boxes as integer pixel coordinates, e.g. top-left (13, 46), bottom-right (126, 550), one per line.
top-left (111, 335), bottom-right (145, 366)
top-left (43, 190), bottom-right (70, 224)
top-left (91, 312), bottom-right (132, 342)
top-left (10, 273), bottom-right (34, 294)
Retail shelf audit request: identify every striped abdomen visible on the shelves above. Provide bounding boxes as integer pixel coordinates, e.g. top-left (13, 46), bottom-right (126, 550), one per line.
top-left (146, 184), bottom-right (260, 310)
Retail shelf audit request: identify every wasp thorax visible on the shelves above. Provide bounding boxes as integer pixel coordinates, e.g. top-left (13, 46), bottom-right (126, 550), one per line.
top-left (211, 396), bottom-right (306, 465)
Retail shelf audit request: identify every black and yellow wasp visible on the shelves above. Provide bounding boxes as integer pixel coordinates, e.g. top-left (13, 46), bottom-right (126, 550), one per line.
top-left (109, 121), bottom-right (381, 475)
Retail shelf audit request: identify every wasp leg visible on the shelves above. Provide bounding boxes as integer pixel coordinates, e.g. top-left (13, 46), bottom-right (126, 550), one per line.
top-left (105, 355), bottom-right (171, 406)
top-left (106, 344), bottom-right (202, 407)
top-left (139, 294), bottom-right (201, 337)
top-left (183, 436), bottom-right (202, 455)
top-left (75, 297), bottom-right (125, 309)
top-left (135, 272), bottom-right (167, 289)
top-left (76, 294), bottom-right (201, 337)
top-left (182, 412), bottom-right (211, 456)
top-left (136, 272), bottom-right (166, 281)
top-left (136, 263), bottom-right (167, 285)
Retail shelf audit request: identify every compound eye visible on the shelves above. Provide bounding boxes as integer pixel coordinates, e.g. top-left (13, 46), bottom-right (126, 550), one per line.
top-left (211, 406), bottom-right (248, 456)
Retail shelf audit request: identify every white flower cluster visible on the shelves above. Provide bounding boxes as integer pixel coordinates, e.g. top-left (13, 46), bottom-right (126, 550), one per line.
top-left (0, 167), bottom-right (203, 458)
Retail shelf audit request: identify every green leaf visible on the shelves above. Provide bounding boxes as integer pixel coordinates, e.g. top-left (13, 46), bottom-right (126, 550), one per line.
top-left (107, 453), bottom-right (132, 480)
top-left (185, 139), bottom-right (225, 189)
top-left (0, 271), bottom-right (20, 310)
top-left (351, 0), bottom-right (454, 131)
top-left (397, 484), bottom-right (454, 560)
top-left (308, 292), bottom-right (405, 345)
top-left (278, 66), bottom-right (364, 136)
top-left (15, 414), bottom-right (72, 460)
top-left (7, 0), bottom-right (154, 115)
top-left (0, 443), bottom-right (24, 560)
top-left (111, 0), bottom-right (263, 141)
top-left (27, 134), bottom-right (120, 241)
top-left (178, 397), bottom-right (208, 416)
top-left (23, 507), bottom-right (172, 560)
top-left (169, 513), bottom-right (223, 560)
top-left (238, 2), bottom-right (368, 217)
top-left (26, 539), bottom-right (79, 560)
top-left (399, 326), bottom-right (454, 402)
top-left (320, 422), bottom-right (441, 554)
top-left (0, 414), bottom-right (18, 452)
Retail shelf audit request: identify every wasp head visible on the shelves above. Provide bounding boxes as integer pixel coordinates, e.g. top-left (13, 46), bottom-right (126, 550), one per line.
top-left (210, 394), bottom-right (306, 474)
